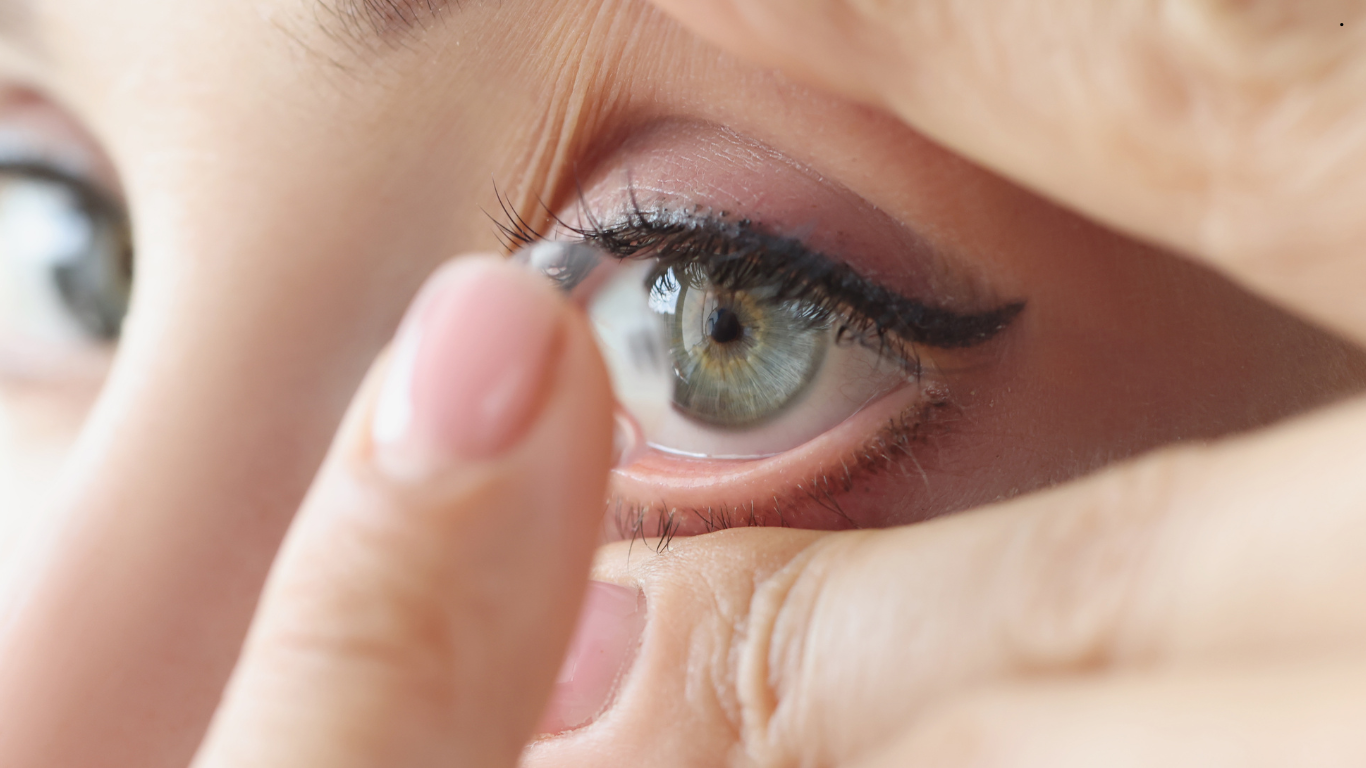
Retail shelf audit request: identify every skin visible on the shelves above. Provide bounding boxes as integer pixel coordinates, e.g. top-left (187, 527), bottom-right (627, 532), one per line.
top-left (0, 0), bottom-right (1365, 766)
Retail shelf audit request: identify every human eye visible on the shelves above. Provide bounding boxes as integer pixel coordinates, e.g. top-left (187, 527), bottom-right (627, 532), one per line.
top-left (502, 122), bottom-right (1029, 541)
top-left (0, 162), bottom-right (132, 349)
top-left (563, 204), bottom-right (1021, 460)
top-left (0, 92), bottom-right (132, 381)
top-left (0, 87), bottom-right (130, 534)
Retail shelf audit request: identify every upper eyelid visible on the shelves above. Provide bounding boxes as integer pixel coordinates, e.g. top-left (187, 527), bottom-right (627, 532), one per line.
top-left (0, 160), bottom-right (125, 218)
top-left (486, 184), bottom-right (1025, 357)
top-left (561, 205), bottom-right (1025, 353)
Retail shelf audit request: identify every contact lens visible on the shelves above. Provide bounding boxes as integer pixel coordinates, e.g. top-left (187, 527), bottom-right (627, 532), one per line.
top-left (513, 240), bottom-right (673, 446)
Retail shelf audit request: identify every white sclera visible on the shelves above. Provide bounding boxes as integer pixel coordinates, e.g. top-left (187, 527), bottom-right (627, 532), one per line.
top-left (514, 240), bottom-right (673, 443)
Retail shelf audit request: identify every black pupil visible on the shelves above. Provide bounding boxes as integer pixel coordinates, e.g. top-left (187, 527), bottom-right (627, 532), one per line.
top-left (706, 306), bottom-right (744, 344)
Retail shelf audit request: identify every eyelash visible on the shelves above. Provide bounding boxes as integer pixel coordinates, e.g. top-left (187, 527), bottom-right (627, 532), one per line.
top-left (492, 188), bottom-right (1024, 376)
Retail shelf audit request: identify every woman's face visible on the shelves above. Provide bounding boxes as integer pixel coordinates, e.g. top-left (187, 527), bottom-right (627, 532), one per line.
top-left (1, 0), bottom-right (1364, 763)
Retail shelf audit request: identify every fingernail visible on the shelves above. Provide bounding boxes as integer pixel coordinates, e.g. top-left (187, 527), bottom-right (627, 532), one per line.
top-left (372, 258), bottom-right (561, 476)
top-left (538, 581), bottom-right (645, 734)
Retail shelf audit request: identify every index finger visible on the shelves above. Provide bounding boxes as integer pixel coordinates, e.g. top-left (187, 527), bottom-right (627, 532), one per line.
top-left (646, 0), bottom-right (1366, 343)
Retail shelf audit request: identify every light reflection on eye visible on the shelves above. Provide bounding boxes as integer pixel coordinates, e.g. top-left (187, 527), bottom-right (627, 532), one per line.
top-left (0, 165), bottom-right (132, 349)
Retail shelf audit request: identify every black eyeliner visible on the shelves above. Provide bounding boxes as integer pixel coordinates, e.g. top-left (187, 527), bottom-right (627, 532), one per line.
top-left (489, 186), bottom-right (1024, 365)
top-left (568, 206), bottom-right (1024, 352)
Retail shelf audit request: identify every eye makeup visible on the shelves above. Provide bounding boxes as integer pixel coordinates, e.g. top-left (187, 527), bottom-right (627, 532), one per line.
top-left (571, 205), bottom-right (1023, 360)
top-left (504, 120), bottom-right (1027, 541)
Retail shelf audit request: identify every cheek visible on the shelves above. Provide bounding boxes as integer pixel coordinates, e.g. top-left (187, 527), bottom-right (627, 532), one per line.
top-left (0, 376), bottom-right (102, 559)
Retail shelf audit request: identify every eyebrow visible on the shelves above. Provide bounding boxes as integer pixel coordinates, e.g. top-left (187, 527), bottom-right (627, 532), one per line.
top-left (317, 0), bottom-right (454, 49)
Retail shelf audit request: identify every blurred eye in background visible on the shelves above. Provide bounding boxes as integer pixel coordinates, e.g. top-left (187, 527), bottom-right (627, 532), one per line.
top-left (0, 163), bottom-right (131, 352)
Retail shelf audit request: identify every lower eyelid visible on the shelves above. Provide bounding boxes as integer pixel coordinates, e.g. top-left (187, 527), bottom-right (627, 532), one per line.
top-left (603, 384), bottom-right (958, 541)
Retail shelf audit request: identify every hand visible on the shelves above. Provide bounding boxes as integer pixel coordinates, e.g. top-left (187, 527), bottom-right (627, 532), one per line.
top-left (515, 3), bottom-right (1366, 766)
top-left (648, 0), bottom-right (1366, 345)
top-left (191, 257), bottom-right (617, 767)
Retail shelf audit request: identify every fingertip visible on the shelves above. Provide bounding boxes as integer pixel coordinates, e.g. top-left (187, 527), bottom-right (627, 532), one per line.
top-left (370, 255), bottom-right (571, 479)
top-left (195, 254), bottom-right (617, 767)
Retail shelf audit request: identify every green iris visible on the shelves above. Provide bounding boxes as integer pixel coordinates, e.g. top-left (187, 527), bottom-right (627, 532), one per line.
top-left (654, 264), bottom-right (828, 428)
